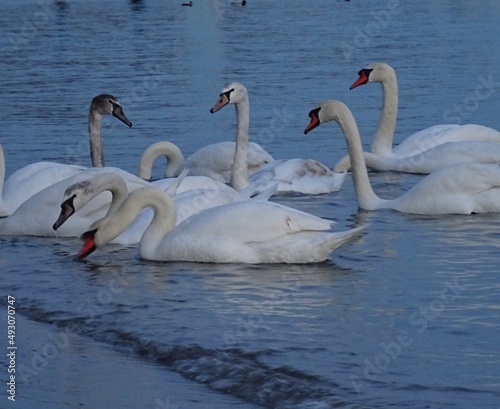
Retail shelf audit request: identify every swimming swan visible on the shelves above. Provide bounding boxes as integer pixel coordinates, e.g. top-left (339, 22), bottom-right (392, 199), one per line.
top-left (210, 82), bottom-right (345, 194)
top-left (52, 171), bottom-right (267, 244)
top-left (0, 94), bottom-right (132, 216)
top-left (137, 140), bottom-right (272, 185)
top-left (305, 100), bottom-right (500, 215)
top-left (76, 187), bottom-right (367, 263)
top-left (334, 62), bottom-right (500, 173)
top-left (0, 168), bottom-right (148, 237)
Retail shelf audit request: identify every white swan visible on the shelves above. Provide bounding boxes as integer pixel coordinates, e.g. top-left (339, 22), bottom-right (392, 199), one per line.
top-left (306, 100), bottom-right (500, 214)
top-left (0, 168), bottom-right (149, 237)
top-left (76, 187), bottom-right (367, 263)
top-left (210, 82), bottom-right (345, 194)
top-left (0, 94), bottom-right (132, 216)
top-left (137, 140), bottom-right (263, 196)
top-left (183, 141), bottom-right (274, 183)
top-left (52, 171), bottom-right (268, 245)
top-left (138, 139), bottom-right (272, 185)
top-left (333, 62), bottom-right (500, 173)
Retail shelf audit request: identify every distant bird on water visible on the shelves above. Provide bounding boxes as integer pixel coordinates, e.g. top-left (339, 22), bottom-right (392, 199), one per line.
top-left (182, 1), bottom-right (193, 6)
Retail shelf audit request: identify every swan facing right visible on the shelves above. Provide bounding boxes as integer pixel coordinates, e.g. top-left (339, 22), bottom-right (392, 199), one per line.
top-left (0, 94), bottom-right (132, 217)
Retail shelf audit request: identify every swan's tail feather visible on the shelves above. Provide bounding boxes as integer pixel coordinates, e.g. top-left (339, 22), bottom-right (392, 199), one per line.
top-left (312, 224), bottom-right (369, 262)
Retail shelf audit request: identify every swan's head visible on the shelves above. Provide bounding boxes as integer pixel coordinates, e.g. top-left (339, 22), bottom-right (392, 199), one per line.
top-left (304, 100), bottom-right (350, 134)
top-left (76, 216), bottom-right (116, 259)
top-left (52, 179), bottom-right (98, 231)
top-left (53, 174), bottom-right (127, 231)
top-left (349, 62), bottom-right (395, 89)
top-left (210, 82), bottom-right (248, 113)
top-left (91, 94), bottom-right (133, 127)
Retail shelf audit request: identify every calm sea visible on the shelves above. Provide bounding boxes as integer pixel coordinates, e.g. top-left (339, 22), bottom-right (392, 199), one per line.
top-left (1, 0), bottom-right (499, 408)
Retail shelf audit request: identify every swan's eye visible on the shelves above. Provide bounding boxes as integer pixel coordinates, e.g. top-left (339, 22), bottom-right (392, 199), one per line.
top-left (308, 107), bottom-right (320, 118)
top-left (359, 68), bottom-right (373, 78)
top-left (222, 88), bottom-right (234, 101)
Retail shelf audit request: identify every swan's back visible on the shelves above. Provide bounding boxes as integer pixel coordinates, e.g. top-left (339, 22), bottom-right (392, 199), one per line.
top-left (3, 162), bottom-right (86, 214)
top-left (0, 167), bottom-right (149, 236)
top-left (183, 141), bottom-right (273, 183)
top-left (391, 163), bottom-right (500, 214)
top-left (250, 158), bottom-right (345, 194)
top-left (393, 124), bottom-right (500, 157)
top-left (173, 200), bottom-right (333, 239)
top-left (150, 200), bottom-right (341, 262)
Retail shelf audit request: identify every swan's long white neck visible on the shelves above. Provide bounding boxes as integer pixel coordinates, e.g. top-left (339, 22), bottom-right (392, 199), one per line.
top-left (138, 142), bottom-right (185, 180)
top-left (332, 102), bottom-right (386, 210)
top-left (93, 188), bottom-right (176, 257)
top-left (372, 68), bottom-right (398, 155)
top-left (81, 173), bottom-right (130, 217)
top-left (230, 97), bottom-right (250, 191)
top-left (88, 108), bottom-right (105, 167)
top-left (0, 144), bottom-right (7, 217)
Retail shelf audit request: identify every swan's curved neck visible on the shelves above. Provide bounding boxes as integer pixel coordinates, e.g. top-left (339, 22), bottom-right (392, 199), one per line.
top-left (0, 144), bottom-right (7, 216)
top-left (334, 104), bottom-right (384, 210)
top-left (95, 188), bottom-right (176, 256)
top-left (89, 174), bottom-right (130, 217)
top-left (372, 70), bottom-right (398, 155)
top-left (88, 108), bottom-right (104, 167)
top-left (230, 98), bottom-right (250, 191)
top-left (138, 142), bottom-right (185, 180)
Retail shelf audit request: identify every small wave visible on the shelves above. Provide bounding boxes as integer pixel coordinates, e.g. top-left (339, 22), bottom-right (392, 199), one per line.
top-left (20, 304), bottom-right (373, 409)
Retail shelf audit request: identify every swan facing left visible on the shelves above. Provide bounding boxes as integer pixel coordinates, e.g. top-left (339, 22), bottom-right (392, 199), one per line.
top-left (76, 187), bottom-right (367, 263)
top-left (210, 82), bottom-right (345, 194)
top-left (334, 62), bottom-right (500, 173)
top-left (305, 100), bottom-right (500, 215)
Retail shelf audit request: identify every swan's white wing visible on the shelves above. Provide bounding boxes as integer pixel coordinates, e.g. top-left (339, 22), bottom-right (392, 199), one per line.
top-left (154, 201), bottom-right (364, 263)
top-left (3, 162), bottom-right (86, 213)
top-left (250, 159), bottom-right (345, 194)
top-left (169, 200), bottom-right (333, 243)
top-left (362, 141), bottom-right (500, 174)
top-left (392, 163), bottom-right (500, 214)
top-left (184, 141), bottom-right (273, 183)
top-left (0, 167), bottom-right (149, 237)
top-left (393, 124), bottom-right (500, 157)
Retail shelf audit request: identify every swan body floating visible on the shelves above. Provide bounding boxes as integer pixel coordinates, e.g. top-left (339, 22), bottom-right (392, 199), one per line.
top-left (0, 168), bottom-right (148, 237)
top-left (183, 141), bottom-right (273, 184)
top-left (77, 187), bottom-right (367, 263)
top-left (0, 94), bottom-right (132, 216)
top-left (210, 82), bottom-right (345, 194)
top-left (52, 171), bottom-right (270, 245)
top-left (138, 140), bottom-right (273, 185)
top-left (334, 62), bottom-right (500, 173)
top-left (306, 100), bottom-right (500, 215)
